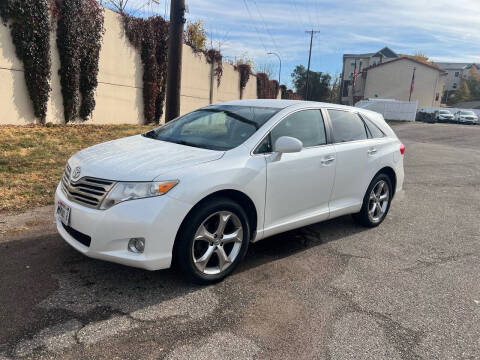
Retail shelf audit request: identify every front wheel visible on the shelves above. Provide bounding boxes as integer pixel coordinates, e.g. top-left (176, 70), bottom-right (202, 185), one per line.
top-left (173, 197), bottom-right (250, 284)
top-left (353, 174), bottom-right (392, 227)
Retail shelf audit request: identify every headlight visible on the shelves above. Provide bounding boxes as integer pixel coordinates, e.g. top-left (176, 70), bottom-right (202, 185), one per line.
top-left (100, 180), bottom-right (178, 210)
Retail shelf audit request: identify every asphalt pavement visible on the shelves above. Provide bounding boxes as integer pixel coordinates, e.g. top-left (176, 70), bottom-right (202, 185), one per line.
top-left (1, 122), bottom-right (479, 359)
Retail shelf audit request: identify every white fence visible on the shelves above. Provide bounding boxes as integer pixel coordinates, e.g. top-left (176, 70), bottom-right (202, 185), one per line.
top-left (355, 99), bottom-right (418, 121)
top-left (418, 106), bottom-right (480, 117)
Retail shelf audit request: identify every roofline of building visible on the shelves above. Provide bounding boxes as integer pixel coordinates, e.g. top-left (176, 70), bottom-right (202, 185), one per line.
top-left (343, 46), bottom-right (398, 59)
top-left (362, 56), bottom-right (448, 74)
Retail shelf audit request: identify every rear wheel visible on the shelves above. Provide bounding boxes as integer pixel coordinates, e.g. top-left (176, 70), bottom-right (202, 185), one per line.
top-left (173, 197), bottom-right (250, 284)
top-left (353, 174), bottom-right (392, 227)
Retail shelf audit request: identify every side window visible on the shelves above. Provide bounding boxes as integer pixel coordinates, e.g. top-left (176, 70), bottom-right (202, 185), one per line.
top-left (363, 117), bottom-right (385, 138)
top-left (254, 110), bottom-right (327, 154)
top-left (270, 110), bottom-right (327, 148)
top-left (328, 110), bottom-right (368, 143)
top-left (254, 134), bottom-right (272, 154)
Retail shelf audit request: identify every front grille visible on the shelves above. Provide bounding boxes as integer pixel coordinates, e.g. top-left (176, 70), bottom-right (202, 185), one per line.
top-left (61, 164), bottom-right (115, 209)
top-left (61, 222), bottom-right (91, 247)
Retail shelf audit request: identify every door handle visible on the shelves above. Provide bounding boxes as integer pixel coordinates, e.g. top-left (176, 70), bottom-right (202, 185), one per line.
top-left (367, 148), bottom-right (378, 155)
top-left (321, 156), bottom-right (335, 165)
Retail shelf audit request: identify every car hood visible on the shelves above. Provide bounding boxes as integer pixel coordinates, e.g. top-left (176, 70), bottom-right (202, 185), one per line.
top-left (68, 135), bottom-right (225, 181)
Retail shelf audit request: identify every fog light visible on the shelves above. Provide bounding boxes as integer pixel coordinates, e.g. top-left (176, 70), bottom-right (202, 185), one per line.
top-left (128, 238), bottom-right (145, 253)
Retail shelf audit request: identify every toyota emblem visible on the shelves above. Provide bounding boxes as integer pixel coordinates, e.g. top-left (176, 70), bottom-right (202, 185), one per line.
top-left (71, 166), bottom-right (81, 180)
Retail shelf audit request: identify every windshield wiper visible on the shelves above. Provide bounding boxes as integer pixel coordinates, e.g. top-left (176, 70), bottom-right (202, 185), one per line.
top-left (201, 109), bottom-right (259, 129)
top-left (142, 130), bottom-right (156, 139)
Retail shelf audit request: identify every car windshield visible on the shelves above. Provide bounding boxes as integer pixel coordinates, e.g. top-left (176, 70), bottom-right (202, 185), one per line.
top-left (143, 105), bottom-right (280, 151)
top-left (439, 111), bottom-right (451, 114)
top-left (460, 111), bottom-right (474, 115)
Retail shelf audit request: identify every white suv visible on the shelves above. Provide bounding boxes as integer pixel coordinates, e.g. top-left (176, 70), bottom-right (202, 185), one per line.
top-left (55, 100), bottom-right (405, 284)
top-left (454, 110), bottom-right (478, 124)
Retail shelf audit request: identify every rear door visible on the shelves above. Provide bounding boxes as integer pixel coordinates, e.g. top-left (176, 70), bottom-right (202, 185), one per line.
top-left (257, 109), bottom-right (336, 237)
top-left (326, 109), bottom-right (380, 217)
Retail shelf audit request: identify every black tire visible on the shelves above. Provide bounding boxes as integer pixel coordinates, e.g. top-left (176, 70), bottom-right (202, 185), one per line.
top-left (173, 197), bottom-right (250, 284)
top-left (353, 173), bottom-right (393, 227)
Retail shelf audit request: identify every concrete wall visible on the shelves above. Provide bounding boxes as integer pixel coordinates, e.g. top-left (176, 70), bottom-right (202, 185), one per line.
top-left (364, 58), bottom-right (446, 107)
top-left (0, 9), bottom-right (273, 126)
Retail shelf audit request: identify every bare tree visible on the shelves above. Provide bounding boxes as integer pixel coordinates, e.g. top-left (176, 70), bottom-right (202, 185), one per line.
top-left (99, 0), bottom-right (160, 13)
top-left (256, 62), bottom-right (275, 78)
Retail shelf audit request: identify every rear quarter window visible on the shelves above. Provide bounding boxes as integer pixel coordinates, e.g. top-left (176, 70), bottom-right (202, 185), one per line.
top-left (363, 117), bottom-right (385, 138)
top-left (328, 110), bottom-right (368, 143)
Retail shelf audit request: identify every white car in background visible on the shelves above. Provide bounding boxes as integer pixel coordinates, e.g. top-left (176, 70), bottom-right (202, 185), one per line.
top-left (435, 109), bottom-right (455, 123)
top-left (55, 100), bottom-right (405, 284)
top-left (454, 110), bottom-right (478, 124)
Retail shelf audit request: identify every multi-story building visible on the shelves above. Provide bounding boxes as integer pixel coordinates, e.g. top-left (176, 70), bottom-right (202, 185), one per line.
top-left (434, 62), bottom-right (479, 102)
top-left (340, 47), bottom-right (398, 105)
top-left (355, 57), bottom-right (446, 107)
top-left (340, 47), bottom-right (450, 107)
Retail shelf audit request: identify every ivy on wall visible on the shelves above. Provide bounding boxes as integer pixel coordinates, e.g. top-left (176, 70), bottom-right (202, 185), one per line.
top-left (0, 0), bottom-right (52, 124)
top-left (237, 63), bottom-right (251, 98)
top-left (123, 15), bottom-right (168, 124)
top-left (257, 72), bottom-right (279, 99)
top-left (54, 0), bottom-right (104, 123)
top-left (206, 49), bottom-right (223, 88)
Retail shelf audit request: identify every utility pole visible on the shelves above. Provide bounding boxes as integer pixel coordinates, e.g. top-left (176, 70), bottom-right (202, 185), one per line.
top-left (305, 30), bottom-right (320, 101)
top-left (165, 0), bottom-right (186, 122)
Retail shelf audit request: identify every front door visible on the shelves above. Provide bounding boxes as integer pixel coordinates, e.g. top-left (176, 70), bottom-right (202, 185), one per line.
top-left (259, 109), bottom-right (336, 238)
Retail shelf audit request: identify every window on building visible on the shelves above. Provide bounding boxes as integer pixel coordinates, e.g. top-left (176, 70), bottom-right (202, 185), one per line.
top-left (454, 71), bottom-right (459, 77)
top-left (351, 61), bottom-right (355, 66)
top-left (349, 72), bottom-right (354, 79)
top-left (453, 83), bottom-right (457, 89)
top-left (328, 110), bottom-right (368, 143)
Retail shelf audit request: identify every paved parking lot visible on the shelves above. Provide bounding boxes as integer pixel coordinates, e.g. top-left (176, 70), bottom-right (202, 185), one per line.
top-left (1, 122), bottom-right (479, 359)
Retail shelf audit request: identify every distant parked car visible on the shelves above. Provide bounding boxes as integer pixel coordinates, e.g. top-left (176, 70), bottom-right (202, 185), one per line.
top-left (434, 109), bottom-right (455, 123)
top-left (454, 110), bottom-right (478, 124)
top-left (416, 111), bottom-right (435, 123)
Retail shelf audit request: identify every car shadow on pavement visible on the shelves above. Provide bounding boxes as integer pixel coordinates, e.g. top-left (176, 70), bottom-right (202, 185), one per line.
top-left (0, 215), bottom-right (367, 349)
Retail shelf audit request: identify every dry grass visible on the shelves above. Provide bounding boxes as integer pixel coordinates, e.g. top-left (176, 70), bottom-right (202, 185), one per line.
top-left (0, 124), bottom-right (151, 214)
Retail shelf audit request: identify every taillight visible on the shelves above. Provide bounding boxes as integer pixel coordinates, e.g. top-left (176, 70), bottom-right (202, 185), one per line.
top-left (400, 143), bottom-right (405, 155)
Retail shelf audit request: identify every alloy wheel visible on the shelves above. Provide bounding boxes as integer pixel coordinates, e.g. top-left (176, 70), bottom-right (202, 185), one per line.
top-left (367, 180), bottom-right (390, 223)
top-left (192, 211), bottom-right (243, 275)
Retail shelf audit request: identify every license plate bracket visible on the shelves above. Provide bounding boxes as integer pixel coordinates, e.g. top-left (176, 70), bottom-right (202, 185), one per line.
top-left (56, 200), bottom-right (71, 226)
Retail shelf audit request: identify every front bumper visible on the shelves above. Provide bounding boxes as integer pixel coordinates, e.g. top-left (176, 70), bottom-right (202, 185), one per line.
top-left (458, 118), bottom-right (477, 124)
top-left (54, 183), bottom-right (192, 270)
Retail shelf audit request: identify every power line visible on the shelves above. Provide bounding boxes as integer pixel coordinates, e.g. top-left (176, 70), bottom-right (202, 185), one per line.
top-left (242, 0), bottom-right (268, 52)
top-left (251, 0), bottom-right (279, 53)
top-left (313, 0), bottom-right (322, 30)
top-left (291, 0), bottom-right (308, 29)
top-left (306, 1), bottom-right (315, 28)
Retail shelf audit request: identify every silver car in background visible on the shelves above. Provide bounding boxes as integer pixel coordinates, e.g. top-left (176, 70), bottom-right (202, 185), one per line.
top-left (434, 109), bottom-right (454, 123)
top-left (454, 110), bottom-right (478, 124)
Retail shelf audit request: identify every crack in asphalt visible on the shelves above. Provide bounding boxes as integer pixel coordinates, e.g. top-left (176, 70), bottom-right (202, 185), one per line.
top-left (327, 285), bottom-right (424, 360)
top-left (402, 253), bottom-right (475, 272)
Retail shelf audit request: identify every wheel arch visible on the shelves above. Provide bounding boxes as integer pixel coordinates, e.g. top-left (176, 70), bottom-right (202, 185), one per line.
top-left (375, 166), bottom-right (397, 197)
top-left (175, 189), bottom-right (258, 244)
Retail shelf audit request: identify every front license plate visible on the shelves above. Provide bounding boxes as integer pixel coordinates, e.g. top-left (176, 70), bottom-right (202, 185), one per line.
top-left (56, 200), bottom-right (71, 226)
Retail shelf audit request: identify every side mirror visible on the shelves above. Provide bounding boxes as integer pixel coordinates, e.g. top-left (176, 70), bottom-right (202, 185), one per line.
top-left (274, 136), bottom-right (303, 154)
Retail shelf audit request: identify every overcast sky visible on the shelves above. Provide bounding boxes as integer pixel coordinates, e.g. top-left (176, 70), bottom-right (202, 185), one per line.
top-left (122, 0), bottom-right (480, 87)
